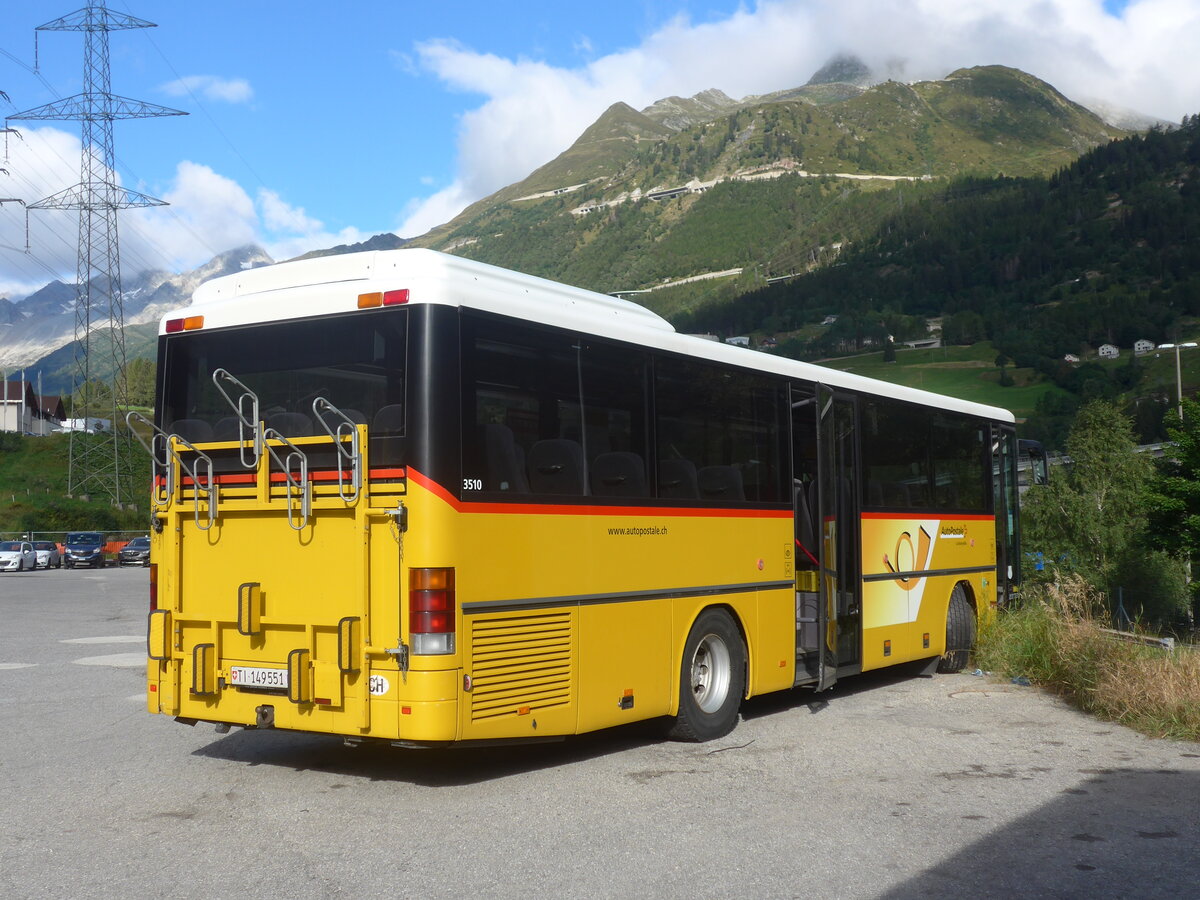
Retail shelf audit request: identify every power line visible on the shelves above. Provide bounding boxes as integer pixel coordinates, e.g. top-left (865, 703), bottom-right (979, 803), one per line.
top-left (6, 1), bottom-right (187, 505)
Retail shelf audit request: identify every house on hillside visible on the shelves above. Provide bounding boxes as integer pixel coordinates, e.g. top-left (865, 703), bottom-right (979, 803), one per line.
top-left (2, 380), bottom-right (34, 433)
top-left (36, 395), bottom-right (65, 434)
top-left (1134, 339), bottom-right (1155, 356)
top-left (1098, 344), bottom-right (1120, 360)
top-left (2, 381), bottom-right (65, 435)
top-left (1064, 353), bottom-right (1081, 364)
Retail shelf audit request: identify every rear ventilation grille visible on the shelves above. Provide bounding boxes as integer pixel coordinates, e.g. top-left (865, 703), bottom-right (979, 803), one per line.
top-left (469, 611), bottom-right (573, 721)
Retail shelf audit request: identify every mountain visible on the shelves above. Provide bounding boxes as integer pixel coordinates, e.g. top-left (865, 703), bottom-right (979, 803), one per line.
top-left (293, 231), bottom-right (408, 262)
top-left (7, 234), bottom-right (411, 391)
top-left (4, 63), bottom-right (1146, 398)
top-left (0, 245), bottom-right (273, 388)
top-left (408, 65), bottom-right (1126, 303)
top-left (806, 52), bottom-right (874, 87)
top-left (679, 115), bottom-right (1200, 444)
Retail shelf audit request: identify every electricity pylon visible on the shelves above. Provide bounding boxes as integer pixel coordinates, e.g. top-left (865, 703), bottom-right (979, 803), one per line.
top-left (7, 1), bottom-right (185, 504)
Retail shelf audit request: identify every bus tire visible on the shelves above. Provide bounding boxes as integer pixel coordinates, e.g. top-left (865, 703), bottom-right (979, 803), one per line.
top-left (937, 585), bottom-right (976, 673)
top-left (668, 608), bottom-right (746, 742)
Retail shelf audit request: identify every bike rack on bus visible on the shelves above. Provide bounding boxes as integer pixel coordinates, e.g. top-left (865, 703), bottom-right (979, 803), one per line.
top-left (312, 397), bottom-right (362, 504)
top-left (126, 411), bottom-right (218, 531)
top-left (262, 427), bottom-right (311, 531)
top-left (212, 368), bottom-right (263, 470)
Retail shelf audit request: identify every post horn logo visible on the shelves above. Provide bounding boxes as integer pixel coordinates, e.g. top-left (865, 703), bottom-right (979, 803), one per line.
top-left (882, 525), bottom-right (933, 592)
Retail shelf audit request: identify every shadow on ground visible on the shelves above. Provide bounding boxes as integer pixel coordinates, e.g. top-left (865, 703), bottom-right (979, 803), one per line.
top-left (188, 660), bottom-right (938, 786)
top-left (880, 768), bottom-right (1200, 900)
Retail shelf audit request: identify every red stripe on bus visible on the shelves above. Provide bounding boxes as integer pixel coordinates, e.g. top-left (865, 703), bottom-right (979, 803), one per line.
top-left (405, 467), bottom-right (792, 518)
top-left (860, 512), bottom-right (994, 521)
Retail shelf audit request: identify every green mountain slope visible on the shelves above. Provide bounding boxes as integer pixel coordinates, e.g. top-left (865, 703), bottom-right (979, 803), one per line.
top-left (682, 117), bottom-right (1200, 444)
top-left (411, 66), bottom-right (1125, 300)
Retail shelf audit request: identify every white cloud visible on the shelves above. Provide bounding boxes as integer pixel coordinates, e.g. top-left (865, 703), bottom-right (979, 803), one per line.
top-left (398, 0), bottom-right (1200, 236)
top-left (0, 127), bottom-right (93, 297)
top-left (258, 189), bottom-right (322, 234)
top-left (0, 138), bottom-right (378, 293)
top-left (160, 75), bottom-right (254, 104)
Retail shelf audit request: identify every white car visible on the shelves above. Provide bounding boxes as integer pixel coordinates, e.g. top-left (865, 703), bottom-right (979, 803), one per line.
top-left (0, 540), bottom-right (38, 572)
top-left (33, 541), bottom-right (63, 569)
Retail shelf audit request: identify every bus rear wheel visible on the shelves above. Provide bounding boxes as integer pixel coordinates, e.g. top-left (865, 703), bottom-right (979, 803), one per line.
top-left (667, 608), bottom-right (746, 742)
top-left (937, 585), bottom-right (976, 673)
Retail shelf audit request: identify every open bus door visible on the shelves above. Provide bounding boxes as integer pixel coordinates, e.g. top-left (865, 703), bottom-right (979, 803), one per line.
top-left (793, 384), bottom-right (861, 690)
top-left (818, 385), bottom-right (862, 687)
top-left (993, 426), bottom-right (1022, 603)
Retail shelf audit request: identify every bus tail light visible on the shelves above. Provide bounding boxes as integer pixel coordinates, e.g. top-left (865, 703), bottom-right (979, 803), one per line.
top-left (149, 563), bottom-right (158, 611)
top-left (165, 315), bottom-right (204, 333)
top-left (409, 567), bottom-right (455, 655)
top-left (358, 289), bottom-right (409, 308)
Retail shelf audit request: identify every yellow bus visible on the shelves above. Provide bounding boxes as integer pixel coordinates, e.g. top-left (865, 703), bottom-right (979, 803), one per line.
top-left (139, 248), bottom-right (1025, 745)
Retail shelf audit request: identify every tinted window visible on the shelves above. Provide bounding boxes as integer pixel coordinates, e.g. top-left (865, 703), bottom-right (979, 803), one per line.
top-left (862, 399), bottom-right (986, 511)
top-left (461, 316), bottom-right (648, 499)
top-left (160, 309), bottom-right (407, 462)
top-left (654, 356), bottom-right (786, 503)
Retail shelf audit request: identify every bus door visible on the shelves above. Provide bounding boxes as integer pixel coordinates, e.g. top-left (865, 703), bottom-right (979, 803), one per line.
top-left (791, 384), bottom-right (822, 685)
top-left (992, 424), bottom-right (1020, 602)
top-left (815, 385), bottom-right (862, 688)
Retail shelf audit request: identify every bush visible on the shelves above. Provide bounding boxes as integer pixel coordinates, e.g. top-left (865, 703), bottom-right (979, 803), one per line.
top-left (977, 576), bottom-right (1200, 740)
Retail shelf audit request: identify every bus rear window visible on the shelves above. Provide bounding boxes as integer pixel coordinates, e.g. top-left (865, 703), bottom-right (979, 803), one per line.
top-left (159, 309), bottom-right (407, 463)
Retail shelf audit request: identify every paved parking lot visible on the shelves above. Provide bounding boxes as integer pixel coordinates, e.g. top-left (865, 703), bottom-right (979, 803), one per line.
top-left (2, 566), bottom-right (1198, 899)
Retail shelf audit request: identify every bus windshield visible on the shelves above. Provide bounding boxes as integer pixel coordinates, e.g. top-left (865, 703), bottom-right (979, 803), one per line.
top-left (158, 309), bottom-right (408, 462)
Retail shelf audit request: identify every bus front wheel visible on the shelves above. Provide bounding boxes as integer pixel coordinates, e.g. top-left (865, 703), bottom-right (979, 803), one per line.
top-left (668, 608), bottom-right (746, 742)
top-left (937, 585), bottom-right (976, 673)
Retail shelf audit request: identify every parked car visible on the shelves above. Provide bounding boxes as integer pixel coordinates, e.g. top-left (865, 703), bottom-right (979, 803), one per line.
top-left (118, 536), bottom-right (151, 567)
top-left (33, 541), bottom-right (63, 569)
top-left (64, 532), bottom-right (107, 569)
top-left (0, 540), bottom-right (38, 572)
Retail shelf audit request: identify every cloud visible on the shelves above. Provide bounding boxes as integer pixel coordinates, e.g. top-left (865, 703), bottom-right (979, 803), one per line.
top-left (0, 127), bottom-right (92, 297)
top-left (160, 75), bottom-right (254, 104)
top-left (398, 0), bottom-right (1200, 237)
top-left (258, 189), bottom-right (322, 234)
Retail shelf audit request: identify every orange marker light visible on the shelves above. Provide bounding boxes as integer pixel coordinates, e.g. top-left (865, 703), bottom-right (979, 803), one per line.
top-left (357, 292), bottom-right (383, 308)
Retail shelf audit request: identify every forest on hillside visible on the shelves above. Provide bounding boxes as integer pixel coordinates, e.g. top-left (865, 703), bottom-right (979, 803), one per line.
top-left (676, 117), bottom-right (1200, 443)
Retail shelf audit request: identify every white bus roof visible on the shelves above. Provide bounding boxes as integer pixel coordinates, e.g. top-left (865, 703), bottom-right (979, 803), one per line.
top-left (174, 248), bottom-right (1014, 423)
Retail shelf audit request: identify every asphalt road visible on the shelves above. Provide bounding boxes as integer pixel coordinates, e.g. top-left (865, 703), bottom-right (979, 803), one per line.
top-left (1, 566), bottom-right (1198, 899)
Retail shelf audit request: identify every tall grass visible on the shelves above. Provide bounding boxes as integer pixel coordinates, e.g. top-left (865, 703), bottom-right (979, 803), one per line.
top-left (976, 576), bottom-right (1200, 741)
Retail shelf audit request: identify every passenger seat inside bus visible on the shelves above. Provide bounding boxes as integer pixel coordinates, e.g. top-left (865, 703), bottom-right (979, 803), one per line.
top-left (528, 439), bottom-right (585, 495)
top-left (266, 411), bottom-right (313, 437)
top-left (373, 404), bottom-right (405, 434)
top-left (698, 465), bottom-right (745, 501)
top-left (590, 451), bottom-right (647, 498)
top-left (213, 417), bottom-right (241, 441)
top-left (658, 458), bottom-right (698, 499)
top-left (169, 418), bottom-right (214, 443)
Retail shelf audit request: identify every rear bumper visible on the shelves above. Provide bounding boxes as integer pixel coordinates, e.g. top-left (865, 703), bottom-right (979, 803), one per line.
top-left (150, 663), bottom-right (462, 742)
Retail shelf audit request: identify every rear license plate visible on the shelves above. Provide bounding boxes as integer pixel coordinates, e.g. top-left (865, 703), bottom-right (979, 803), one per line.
top-left (230, 666), bottom-right (289, 690)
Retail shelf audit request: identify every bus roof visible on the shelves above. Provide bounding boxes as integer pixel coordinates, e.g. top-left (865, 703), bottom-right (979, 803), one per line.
top-left (174, 248), bottom-right (1015, 424)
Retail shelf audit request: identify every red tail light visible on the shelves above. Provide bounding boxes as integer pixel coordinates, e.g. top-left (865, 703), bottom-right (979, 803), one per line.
top-left (409, 567), bottom-right (455, 654)
top-left (149, 563), bottom-right (158, 611)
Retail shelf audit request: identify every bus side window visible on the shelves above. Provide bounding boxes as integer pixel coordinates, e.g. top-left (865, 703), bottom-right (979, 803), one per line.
top-left (654, 357), bottom-right (785, 503)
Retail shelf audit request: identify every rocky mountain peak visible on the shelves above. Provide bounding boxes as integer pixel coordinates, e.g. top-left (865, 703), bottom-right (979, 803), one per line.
top-left (807, 53), bottom-right (874, 87)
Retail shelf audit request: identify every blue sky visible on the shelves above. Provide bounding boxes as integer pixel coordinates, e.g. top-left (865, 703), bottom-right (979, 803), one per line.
top-left (0, 0), bottom-right (1194, 297)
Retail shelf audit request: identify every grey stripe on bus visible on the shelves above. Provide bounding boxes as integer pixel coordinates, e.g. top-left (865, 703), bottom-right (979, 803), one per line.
top-left (860, 564), bottom-right (996, 583)
top-left (461, 580), bottom-right (795, 614)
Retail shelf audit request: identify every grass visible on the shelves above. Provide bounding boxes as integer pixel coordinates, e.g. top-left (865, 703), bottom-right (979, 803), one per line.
top-left (0, 432), bottom-right (151, 536)
top-left (976, 576), bottom-right (1200, 741)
